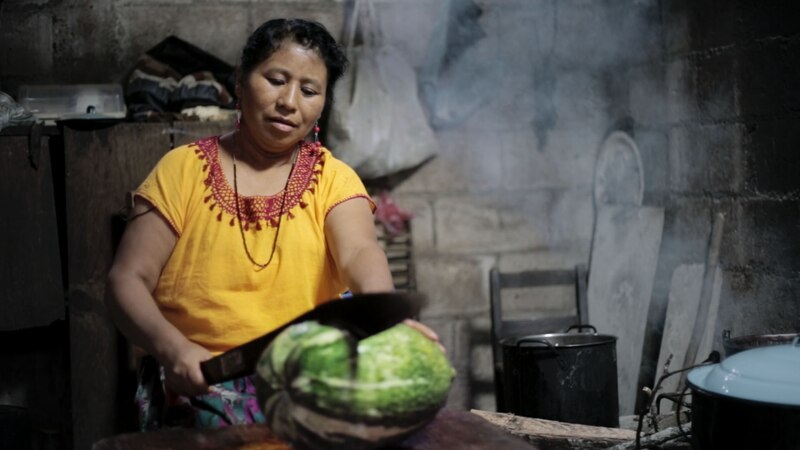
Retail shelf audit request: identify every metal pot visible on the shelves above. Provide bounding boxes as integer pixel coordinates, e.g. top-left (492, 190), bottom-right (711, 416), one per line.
top-left (687, 337), bottom-right (800, 449)
top-left (500, 325), bottom-right (619, 427)
top-left (722, 329), bottom-right (800, 357)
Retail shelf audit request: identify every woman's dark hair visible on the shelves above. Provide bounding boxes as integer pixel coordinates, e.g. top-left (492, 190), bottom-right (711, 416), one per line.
top-left (239, 19), bottom-right (348, 110)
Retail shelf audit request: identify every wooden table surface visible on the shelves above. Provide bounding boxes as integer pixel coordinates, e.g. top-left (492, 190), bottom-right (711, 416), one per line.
top-left (92, 409), bottom-right (536, 450)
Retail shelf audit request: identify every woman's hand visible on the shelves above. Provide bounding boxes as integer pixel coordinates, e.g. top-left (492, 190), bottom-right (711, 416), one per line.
top-left (160, 340), bottom-right (213, 397)
top-left (403, 319), bottom-right (446, 353)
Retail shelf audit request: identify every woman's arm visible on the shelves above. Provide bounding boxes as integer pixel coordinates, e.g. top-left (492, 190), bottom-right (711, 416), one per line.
top-left (325, 198), bottom-right (444, 350)
top-left (324, 197), bottom-right (395, 293)
top-left (105, 199), bottom-right (211, 396)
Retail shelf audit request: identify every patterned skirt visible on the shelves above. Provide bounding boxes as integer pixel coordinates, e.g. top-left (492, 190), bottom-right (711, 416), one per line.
top-left (135, 356), bottom-right (265, 430)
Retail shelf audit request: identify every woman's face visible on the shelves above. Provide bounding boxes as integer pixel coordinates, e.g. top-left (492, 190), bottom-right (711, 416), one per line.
top-left (237, 40), bottom-right (328, 153)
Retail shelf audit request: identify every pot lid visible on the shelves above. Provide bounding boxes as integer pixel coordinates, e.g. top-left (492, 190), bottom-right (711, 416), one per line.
top-left (500, 332), bottom-right (617, 348)
top-left (687, 337), bottom-right (800, 406)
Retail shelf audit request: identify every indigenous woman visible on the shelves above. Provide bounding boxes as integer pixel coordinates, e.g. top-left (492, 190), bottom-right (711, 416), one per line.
top-left (106, 18), bottom-right (438, 430)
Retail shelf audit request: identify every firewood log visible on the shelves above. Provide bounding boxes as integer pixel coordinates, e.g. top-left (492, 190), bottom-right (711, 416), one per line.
top-left (470, 410), bottom-right (636, 450)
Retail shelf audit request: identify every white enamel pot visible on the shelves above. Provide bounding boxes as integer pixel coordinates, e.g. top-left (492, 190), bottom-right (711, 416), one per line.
top-left (686, 337), bottom-right (800, 449)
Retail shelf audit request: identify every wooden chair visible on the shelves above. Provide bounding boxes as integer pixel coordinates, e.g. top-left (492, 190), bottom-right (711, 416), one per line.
top-left (489, 264), bottom-right (589, 411)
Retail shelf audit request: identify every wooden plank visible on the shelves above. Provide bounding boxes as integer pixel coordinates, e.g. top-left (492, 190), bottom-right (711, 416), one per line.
top-left (92, 409), bottom-right (536, 450)
top-left (63, 122), bottom-right (173, 450)
top-left (605, 425), bottom-right (691, 450)
top-left (679, 213), bottom-right (725, 381)
top-left (576, 263), bottom-right (589, 325)
top-left (0, 134), bottom-right (64, 330)
top-left (587, 205), bottom-right (664, 415)
top-left (654, 264), bottom-right (722, 397)
top-left (471, 409), bottom-right (635, 449)
top-left (655, 264), bottom-right (703, 393)
top-left (92, 424), bottom-right (289, 450)
top-left (404, 409), bottom-right (537, 449)
top-left (63, 122), bottom-right (173, 285)
top-left (0, 124), bottom-right (60, 136)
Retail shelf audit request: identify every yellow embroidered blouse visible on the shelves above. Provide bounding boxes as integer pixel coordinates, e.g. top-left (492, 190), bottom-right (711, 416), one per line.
top-left (135, 136), bottom-right (375, 354)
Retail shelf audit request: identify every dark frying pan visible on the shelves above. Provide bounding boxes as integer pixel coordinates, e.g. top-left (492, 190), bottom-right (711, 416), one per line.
top-left (200, 292), bottom-right (425, 385)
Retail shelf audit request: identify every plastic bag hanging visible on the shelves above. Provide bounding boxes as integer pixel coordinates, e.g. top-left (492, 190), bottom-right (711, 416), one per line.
top-left (327, 0), bottom-right (438, 179)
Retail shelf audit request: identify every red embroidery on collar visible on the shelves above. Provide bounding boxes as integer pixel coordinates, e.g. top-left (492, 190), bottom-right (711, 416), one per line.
top-left (194, 136), bottom-right (324, 229)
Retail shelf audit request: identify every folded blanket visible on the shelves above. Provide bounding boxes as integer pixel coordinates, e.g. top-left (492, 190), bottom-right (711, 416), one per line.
top-left (125, 44), bottom-right (235, 122)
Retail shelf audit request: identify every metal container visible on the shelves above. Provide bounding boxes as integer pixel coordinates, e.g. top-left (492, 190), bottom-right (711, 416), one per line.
top-left (722, 329), bottom-right (800, 357)
top-left (500, 325), bottom-right (619, 427)
top-left (687, 337), bottom-right (800, 449)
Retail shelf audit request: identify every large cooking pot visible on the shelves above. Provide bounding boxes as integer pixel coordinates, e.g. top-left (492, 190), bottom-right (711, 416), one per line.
top-left (722, 329), bottom-right (799, 357)
top-left (686, 337), bottom-right (800, 449)
top-left (500, 325), bottom-right (619, 427)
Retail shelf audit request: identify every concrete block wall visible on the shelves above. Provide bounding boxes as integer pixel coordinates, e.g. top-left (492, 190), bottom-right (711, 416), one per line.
top-left (395, 0), bottom-right (800, 413)
top-left (391, 0), bottom-right (658, 411)
top-left (658, 0), bottom-right (800, 330)
top-left (634, 1), bottom-right (800, 411)
top-left (0, 0), bottom-right (346, 96)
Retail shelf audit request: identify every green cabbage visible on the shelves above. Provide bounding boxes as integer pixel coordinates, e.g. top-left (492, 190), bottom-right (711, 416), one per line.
top-left (255, 321), bottom-right (455, 449)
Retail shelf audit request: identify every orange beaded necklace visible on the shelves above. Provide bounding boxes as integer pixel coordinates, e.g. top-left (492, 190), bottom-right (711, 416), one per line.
top-left (231, 140), bottom-right (298, 270)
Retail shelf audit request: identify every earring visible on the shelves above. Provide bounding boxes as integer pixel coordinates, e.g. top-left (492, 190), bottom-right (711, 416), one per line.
top-left (235, 100), bottom-right (241, 130)
top-left (313, 121), bottom-right (321, 151)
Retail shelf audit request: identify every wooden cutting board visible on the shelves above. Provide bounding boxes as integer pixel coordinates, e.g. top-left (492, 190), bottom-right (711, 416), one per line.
top-left (588, 131), bottom-right (665, 415)
top-left (587, 205), bottom-right (664, 416)
top-left (91, 409), bottom-right (537, 450)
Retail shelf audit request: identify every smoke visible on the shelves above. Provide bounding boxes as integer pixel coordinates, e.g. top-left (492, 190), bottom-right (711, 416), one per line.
top-left (412, 0), bottom-right (673, 413)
